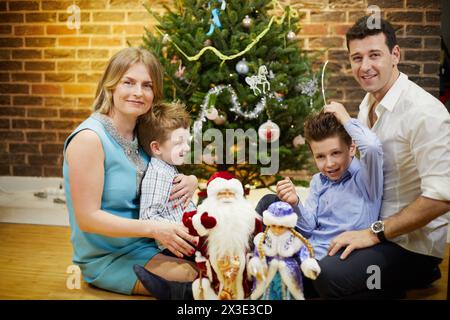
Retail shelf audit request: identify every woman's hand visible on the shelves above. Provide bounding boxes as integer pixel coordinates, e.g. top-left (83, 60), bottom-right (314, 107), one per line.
top-left (276, 177), bottom-right (299, 207)
top-left (150, 220), bottom-right (198, 258)
top-left (169, 174), bottom-right (198, 210)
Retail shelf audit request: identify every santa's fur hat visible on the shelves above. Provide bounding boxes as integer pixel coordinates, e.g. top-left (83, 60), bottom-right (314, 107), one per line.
top-left (206, 171), bottom-right (244, 198)
top-left (263, 201), bottom-right (297, 228)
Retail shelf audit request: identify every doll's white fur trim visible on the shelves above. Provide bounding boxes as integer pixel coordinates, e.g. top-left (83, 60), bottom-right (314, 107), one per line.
top-left (252, 232), bottom-right (264, 247)
top-left (300, 258), bottom-right (321, 280)
top-left (249, 257), bottom-right (268, 300)
top-left (251, 259), bottom-right (279, 300)
top-left (262, 209), bottom-right (297, 228)
top-left (278, 260), bottom-right (305, 300)
top-left (207, 177), bottom-right (244, 197)
top-left (192, 212), bottom-right (209, 236)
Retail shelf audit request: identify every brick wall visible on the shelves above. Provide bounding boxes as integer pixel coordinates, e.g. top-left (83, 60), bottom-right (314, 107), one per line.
top-left (294, 0), bottom-right (441, 112)
top-left (0, 0), bottom-right (442, 177)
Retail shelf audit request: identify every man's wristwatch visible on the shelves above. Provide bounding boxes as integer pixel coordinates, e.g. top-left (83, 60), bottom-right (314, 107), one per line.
top-left (370, 220), bottom-right (387, 242)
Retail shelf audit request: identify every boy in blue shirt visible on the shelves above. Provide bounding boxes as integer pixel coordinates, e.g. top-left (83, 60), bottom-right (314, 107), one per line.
top-left (260, 102), bottom-right (384, 260)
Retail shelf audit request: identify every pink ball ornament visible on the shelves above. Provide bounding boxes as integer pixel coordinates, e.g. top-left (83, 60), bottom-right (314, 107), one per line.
top-left (213, 113), bottom-right (227, 125)
top-left (293, 134), bottom-right (306, 148)
top-left (205, 107), bottom-right (219, 120)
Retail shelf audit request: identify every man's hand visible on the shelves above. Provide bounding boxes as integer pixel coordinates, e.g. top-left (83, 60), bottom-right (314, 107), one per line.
top-left (328, 229), bottom-right (380, 260)
top-left (324, 102), bottom-right (351, 125)
top-left (276, 177), bottom-right (299, 207)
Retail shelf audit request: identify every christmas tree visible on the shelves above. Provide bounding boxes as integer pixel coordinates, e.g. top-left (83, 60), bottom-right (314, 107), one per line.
top-left (143, 0), bottom-right (322, 190)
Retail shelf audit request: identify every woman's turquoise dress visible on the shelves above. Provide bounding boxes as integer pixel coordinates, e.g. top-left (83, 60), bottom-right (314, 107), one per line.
top-left (63, 113), bottom-right (159, 295)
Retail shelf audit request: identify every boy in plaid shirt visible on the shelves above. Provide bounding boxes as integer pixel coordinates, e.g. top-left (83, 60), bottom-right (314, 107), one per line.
top-left (137, 102), bottom-right (196, 252)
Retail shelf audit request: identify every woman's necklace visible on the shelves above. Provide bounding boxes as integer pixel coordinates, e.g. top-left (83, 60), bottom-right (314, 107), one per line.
top-left (92, 112), bottom-right (148, 194)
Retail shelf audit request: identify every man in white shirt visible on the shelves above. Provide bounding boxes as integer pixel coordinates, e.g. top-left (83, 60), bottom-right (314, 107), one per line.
top-left (312, 16), bottom-right (450, 299)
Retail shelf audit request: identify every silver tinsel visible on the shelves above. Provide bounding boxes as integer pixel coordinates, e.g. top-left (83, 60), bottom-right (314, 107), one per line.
top-left (193, 84), bottom-right (267, 135)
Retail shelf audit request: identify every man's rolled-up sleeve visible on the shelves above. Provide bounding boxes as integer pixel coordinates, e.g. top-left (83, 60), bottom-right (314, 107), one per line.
top-left (410, 108), bottom-right (450, 201)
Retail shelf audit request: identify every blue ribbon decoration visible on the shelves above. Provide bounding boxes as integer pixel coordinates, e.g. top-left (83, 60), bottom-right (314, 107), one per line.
top-left (206, 1), bottom-right (226, 36)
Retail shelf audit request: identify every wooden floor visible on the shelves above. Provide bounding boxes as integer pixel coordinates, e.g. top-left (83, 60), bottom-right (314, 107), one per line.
top-left (0, 223), bottom-right (448, 300)
top-left (0, 223), bottom-right (152, 300)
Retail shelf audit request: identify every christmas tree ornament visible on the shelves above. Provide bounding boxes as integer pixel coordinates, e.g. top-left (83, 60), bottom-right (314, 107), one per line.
top-left (235, 58), bottom-right (249, 75)
top-left (242, 15), bottom-right (253, 28)
top-left (275, 92), bottom-right (284, 102)
top-left (297, 77), bottom-right (318, 110)
top-left (218, 0), bottom-right (226, 10)
top-left (202, 144), bottom-right (218, 164)
top-left (161, 46), bottom-right (168, 59)
top-left (162, 33), bottom-right (171, 44)
top-left (204, 39), bottom-right (212, 46)
top-left (205, 107), bottom-right (219, 120)
top-left (202, 153), bottom-right (216, 165)
top-left (245, 65), bottom-right (270, 96)
top-left (206, 0), bottom-right (227, 36)
top-left (258, 120), bottom-right (280, 143)
top-left (170, 55), bottom-right (179, 64)
top-left (175, 61), bottom-right (186, 80)
top-left (293, 134), bottom-right (306, 148)
top-left (213, 112), bottom-right (227, 125)
top-left (298, 78), bottom-right (318, 97)
top-left (286, 30), bottom-right (297, 41)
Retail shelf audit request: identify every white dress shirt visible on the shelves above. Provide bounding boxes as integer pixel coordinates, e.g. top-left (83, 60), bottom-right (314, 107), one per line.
top-left (358, 72), bottom-right (450, 258)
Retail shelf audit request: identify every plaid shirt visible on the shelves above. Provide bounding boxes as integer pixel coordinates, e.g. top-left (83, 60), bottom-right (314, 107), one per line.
top-left (139, 157), bottom-right (196, 223)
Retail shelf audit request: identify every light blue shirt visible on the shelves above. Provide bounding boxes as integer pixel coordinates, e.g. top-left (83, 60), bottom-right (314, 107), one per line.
top-left (296, 118), bottom-right (384, 260)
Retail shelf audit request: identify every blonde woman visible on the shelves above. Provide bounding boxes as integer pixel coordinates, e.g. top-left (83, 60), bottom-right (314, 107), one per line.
top-left (63, 47), bottom-right (198, 298)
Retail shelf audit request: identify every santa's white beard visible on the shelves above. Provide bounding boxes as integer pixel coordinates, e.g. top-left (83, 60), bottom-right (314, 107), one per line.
top-left (197, 196), bottom-right (257, 262)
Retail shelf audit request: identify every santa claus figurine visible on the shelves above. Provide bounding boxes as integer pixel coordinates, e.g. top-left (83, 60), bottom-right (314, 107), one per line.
top-left (248, 201), bottom-right (321, 300)
top-left (182, 171), bottom-right (263, 300)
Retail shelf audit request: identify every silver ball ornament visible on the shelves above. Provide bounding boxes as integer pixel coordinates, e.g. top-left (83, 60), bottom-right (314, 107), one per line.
top-left (287, 30), bottom-right (297, 41)
top-left (235, 58), bottom-right (249, 75)
top-left (242, 15), bottom-right (252, 28)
